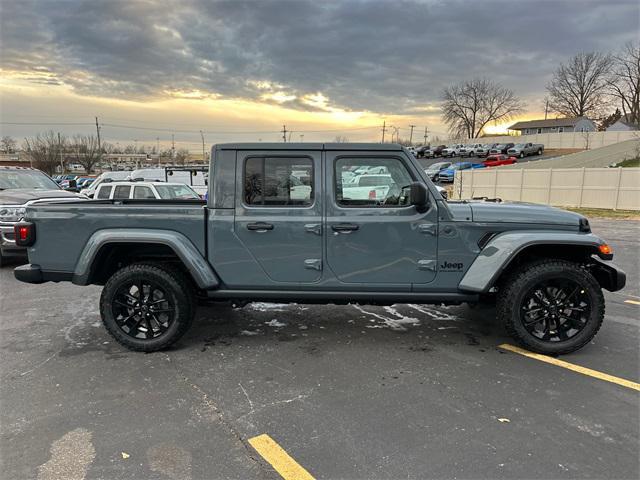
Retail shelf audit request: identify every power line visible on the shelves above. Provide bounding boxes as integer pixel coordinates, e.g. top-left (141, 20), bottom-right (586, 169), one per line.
top-left (1, 120), bottom-right (382, 135)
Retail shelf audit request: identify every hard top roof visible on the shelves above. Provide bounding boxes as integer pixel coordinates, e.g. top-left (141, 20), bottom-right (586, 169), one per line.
top-left (215, 142), bottom-right (404, 151)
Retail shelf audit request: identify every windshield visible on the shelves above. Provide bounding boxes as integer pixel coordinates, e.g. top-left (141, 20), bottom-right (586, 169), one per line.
top-left (0, 169), bottom-right (60, 190)
top-left (154, 184), bottom-right (200, 199)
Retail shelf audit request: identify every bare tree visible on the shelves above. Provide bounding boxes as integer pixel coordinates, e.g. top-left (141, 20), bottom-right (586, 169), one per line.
top-left (546, 51), bottom-right (613, 119)
top-left (607, 42), bottom-right (640, 126)
top-left (22, 131), bottom-right (66, 175)
top-left (175, 148), bottom-right (189, 166)
top-left (1, 136), bottom-right (17, 153)
top-left (332, 135), bottom-right (350, 143)
top-left (442, 78), bottom-right (523, 139)
top-left (68, 134), bottom-right (102, 174)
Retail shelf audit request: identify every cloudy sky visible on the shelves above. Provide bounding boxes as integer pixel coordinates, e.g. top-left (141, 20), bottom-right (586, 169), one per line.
top-left (1, 0), bottom-right (638, 149)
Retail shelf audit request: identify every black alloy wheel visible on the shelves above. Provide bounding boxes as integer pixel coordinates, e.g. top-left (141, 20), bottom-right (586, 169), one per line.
top-left (497, 259), bottom-right (604, 355)
top-left (100, 263), bottom-right (195, 351)
top-left (112, 279), bottom-right (175, 339)
top-left (520, 279), bottom-right (591, 342)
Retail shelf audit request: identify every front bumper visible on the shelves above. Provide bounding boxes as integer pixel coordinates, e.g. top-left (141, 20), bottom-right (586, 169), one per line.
top-left (591, 258), bottom-right (627, 292)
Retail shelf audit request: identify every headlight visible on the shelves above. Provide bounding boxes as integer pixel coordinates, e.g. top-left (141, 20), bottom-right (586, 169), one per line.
top-left (0, 206), bottom-right (27, 222)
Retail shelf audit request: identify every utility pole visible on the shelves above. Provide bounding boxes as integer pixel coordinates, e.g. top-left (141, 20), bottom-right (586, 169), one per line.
top-left (423, 126), bottom-right (429, 145)
top-left (300, 134), bottom-right (304, 142)
top-left (381, 120), bottom-right (387, 143)
top-left (58, 132), bottom-right (63, 173)
top-left (544, 98), bottom-right (549, 120)
top-left (94, 116), bottom-right (102, 151)
top-left (409, 124), bottom-right (416, 145)
top-left (282, 125), bottom-right (288, 142)
top-left (171, 134), bottom-right (175, 162)
top-left (200, 130), bottom-right (206, 162)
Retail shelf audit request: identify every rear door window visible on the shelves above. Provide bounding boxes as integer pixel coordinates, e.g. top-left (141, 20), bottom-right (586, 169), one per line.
top-left (244, 157), bottom-right (313, 206)
top-left (113, 185), bottom-right (131, 199)
top-left (134, 186), bottom-right (156, 199)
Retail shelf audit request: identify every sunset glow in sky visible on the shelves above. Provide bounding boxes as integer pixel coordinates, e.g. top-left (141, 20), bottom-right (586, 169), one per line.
top-left (1, 0), bottom-right (638, 149)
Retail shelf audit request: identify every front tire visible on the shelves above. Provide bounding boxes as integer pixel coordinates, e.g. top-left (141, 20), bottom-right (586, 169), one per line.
top-left (497, 259), bottom-right (604, 355)
top-left (100, 263), bottom-right (195, 352)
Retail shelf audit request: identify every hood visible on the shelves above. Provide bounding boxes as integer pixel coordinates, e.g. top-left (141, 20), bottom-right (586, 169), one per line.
top-left (0, 188), bottom-right (83, 205)
top-left (468, 201), bottom-right (585, 227)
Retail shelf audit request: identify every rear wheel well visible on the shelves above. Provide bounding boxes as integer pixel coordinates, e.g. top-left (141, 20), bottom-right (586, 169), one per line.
top-left (88, 242), bottom-right (195, 287)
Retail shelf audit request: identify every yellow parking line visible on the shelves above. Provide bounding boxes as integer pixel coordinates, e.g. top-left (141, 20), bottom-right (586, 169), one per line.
top-left (624, 299), bottom-right (640, 305)
top-left (248, 434), bottom-right (315, 480)
top-left (498, 344), bottom-right (640, 392)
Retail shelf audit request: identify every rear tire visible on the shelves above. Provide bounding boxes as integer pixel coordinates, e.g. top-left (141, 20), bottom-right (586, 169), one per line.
top-left (497, 259), bottom-right (604, 355)
top-left (100, 263), bottom-right (195, 352)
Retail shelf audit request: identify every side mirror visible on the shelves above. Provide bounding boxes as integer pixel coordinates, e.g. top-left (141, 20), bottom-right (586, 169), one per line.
top-left (410, 182), bottom-right (429, 213)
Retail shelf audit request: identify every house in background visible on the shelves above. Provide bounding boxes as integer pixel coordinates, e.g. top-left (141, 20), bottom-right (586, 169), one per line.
top-left (606, 114), bottom-right (639, 132)
top-left (508, 117), bottom-right (596, 135)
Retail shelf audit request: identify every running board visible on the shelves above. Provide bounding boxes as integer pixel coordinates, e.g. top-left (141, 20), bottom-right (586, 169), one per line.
top-left (204, 289), bottom-right (478, 305)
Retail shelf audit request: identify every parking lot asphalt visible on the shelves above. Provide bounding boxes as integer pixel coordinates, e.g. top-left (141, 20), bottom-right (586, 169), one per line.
top-left (1, 219), bottom-right (638, 480)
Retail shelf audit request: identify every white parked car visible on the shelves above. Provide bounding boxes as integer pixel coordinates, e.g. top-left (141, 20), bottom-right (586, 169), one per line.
top-left (342, 174), bottom-right (396, 202)
top-left (127, 167), bottom-right (208, 197)
top-left (441, 144), bottom-right (464, 157)
top-left (459, 143), bottom-right (484, 157)
top-left (94, 181), bottom-right (201, 200)
top-left (80, 170), bottom-right (131, 198)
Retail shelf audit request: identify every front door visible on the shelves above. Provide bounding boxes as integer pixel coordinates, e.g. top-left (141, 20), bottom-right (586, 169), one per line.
top-left (325, 152), bottom-right (438, 285)
top-left (234, 151), bottom-right (322, 285)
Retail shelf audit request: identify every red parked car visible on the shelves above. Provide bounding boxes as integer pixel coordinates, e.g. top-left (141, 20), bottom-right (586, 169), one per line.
top-left (483, 154), bottom-right (517, 167)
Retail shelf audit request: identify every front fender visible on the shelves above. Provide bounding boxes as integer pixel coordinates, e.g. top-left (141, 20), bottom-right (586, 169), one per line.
top-left (72, 229), bottom-right (220, 289)
top-left (458, 231), bottom-right (608, 293)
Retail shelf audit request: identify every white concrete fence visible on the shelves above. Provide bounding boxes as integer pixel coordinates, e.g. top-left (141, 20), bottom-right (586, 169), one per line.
top-left (452, 167), bottom-right (640, 211)
top-left (454, 130), bottom-right (639, 150)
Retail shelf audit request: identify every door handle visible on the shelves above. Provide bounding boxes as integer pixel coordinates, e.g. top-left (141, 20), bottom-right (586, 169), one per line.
top-left (247, 222), bottom-right (274, 231)
top-left (332, 223), bottom-right (359, 233)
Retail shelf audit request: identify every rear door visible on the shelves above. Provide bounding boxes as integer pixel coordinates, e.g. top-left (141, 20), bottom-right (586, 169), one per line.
top-left (234, 151), bottom-right (322, 285)
top-left (325, 152), bottom-right (438, 286)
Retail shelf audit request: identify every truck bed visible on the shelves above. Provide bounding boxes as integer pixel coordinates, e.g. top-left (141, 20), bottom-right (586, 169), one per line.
top-left (25, 199), bottom-right (207, 273)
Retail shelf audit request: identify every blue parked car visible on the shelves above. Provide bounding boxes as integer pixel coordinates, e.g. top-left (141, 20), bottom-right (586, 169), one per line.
top-left (437, 162), bottom-right (485, 182)
top-left (436, 163), bottom-right (463, 182)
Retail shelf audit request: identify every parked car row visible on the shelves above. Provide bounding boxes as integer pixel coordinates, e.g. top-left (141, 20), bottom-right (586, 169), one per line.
top-left (425, 154), bottom-right (519, 183)
top-left (417, 141), bottom-right (544, 159)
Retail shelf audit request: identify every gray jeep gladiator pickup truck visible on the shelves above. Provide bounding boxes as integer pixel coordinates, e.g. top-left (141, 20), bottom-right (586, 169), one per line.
top-left (13, 143), bottom-right (625, 354)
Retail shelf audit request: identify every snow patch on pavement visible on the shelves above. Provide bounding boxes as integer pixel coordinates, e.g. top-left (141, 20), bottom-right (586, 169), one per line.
top-left (352, 305), bottom-right (420, 331)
